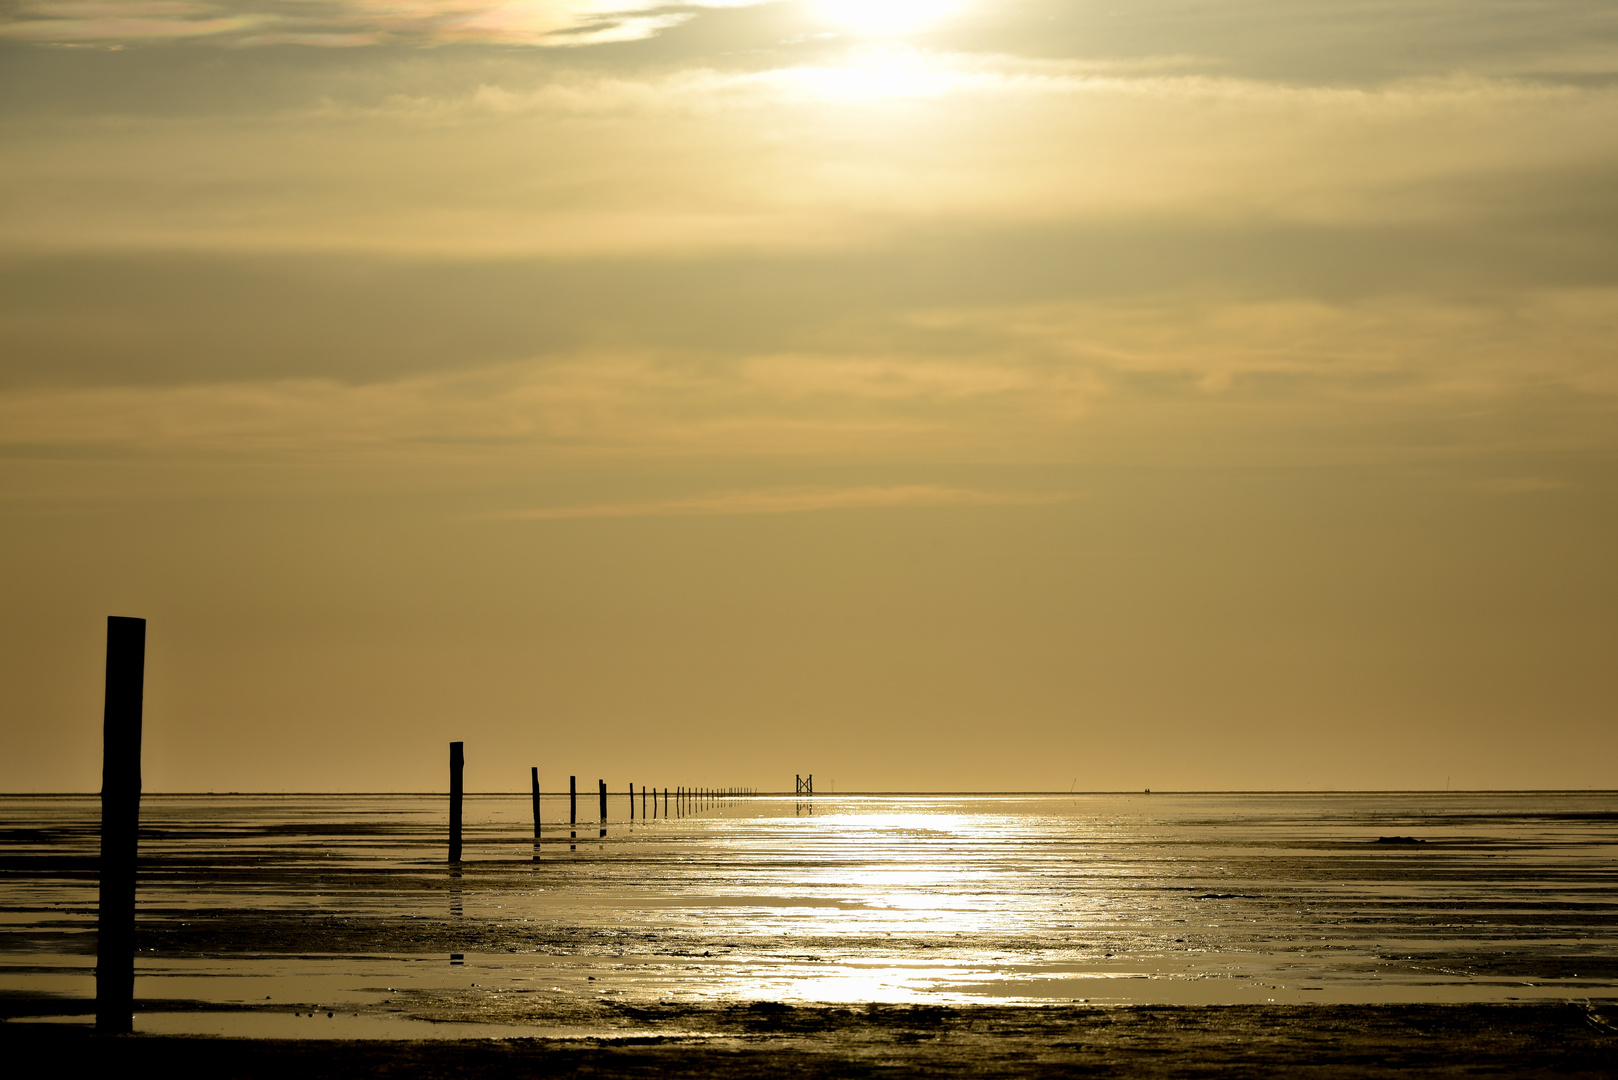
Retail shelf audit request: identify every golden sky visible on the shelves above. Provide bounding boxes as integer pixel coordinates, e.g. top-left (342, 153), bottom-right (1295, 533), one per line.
top-left (2, 0), bottom-right (1615, 792)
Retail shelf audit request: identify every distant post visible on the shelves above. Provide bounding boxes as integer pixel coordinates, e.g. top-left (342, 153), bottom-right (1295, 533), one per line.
top-left (98, 615), bottom-right (145, 1034)
top-left (629, 783), bottom-right (635, 820)
top-left (570, 775), bottom-right (577, 824)
top-left (598, 779), bottom-right (606, 821)
top-left (449, 742), bottom-right (464, 863)
top-left (530, 767), bottom-right (541, 861)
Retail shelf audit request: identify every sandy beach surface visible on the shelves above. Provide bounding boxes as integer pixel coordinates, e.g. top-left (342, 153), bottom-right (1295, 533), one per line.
top-left (4, 1002), bottom-right (1617, 1077)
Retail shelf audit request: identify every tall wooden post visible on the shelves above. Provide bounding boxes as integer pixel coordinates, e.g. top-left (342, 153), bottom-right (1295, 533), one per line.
top-left (598, 779), bottom-right (606, 821)
top-left (629, 783), bottom-right (635, 820)
top-left (570, 775), bottom-right (577, 824)
top-left (448, 742), bottom-right (464, 863)
top-left (98, 615), bottom-right (145, 1034)
top-left (530, 767), bottom-right (541, 861)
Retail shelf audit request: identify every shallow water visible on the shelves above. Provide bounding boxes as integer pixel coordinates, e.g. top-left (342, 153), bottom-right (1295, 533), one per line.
top-left (1, 791), bottom-right (1614, 1037)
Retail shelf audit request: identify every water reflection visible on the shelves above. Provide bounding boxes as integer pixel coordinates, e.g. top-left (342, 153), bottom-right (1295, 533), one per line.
top-left (1, 792), bottom-right (1614, 1027)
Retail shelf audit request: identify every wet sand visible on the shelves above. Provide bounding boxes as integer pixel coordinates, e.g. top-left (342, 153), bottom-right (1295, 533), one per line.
top-left (3, 792), bottom-right (1615, 1072)
top-left (4, 1002), bottom-right (1617, 1077)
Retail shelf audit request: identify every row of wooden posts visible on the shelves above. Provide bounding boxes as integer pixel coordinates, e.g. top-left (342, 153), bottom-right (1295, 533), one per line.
top-left (447, 741), bottom-right (756, 862)
top-left (92, 616), bottom-right (774, 1032)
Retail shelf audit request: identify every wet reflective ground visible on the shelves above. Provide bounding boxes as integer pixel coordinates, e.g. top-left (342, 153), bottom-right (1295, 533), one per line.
top-left (1, 792), bottom-right (1614, 1036)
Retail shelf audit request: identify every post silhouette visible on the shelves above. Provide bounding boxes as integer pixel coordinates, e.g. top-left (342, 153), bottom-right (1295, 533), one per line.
top-left (530, 767), bottom-right (541, 861)
top-left (570, 776), bottom-right (577, 824)
top-left (448, 742), bottom-right (464, 863)
top-left (598, 779), bottom-right (606, 821)
top-left (629, 783), bottom-right (635, 820)
top-left (97, 616), bottom-right (145, 1034)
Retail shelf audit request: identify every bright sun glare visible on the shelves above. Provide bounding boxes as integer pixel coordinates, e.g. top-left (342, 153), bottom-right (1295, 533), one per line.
top-left (815, 0), bottom-right (962, 35)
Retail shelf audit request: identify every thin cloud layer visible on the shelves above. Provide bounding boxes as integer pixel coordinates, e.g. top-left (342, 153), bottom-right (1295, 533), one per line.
top-left (6, 59), bottom-right (1615, 259)
top-left (1, 290), bottom-right (1611, 485)
top-left (0, 0), bottom-right (760, 46)
top-left (485, 485), bottom-right (1073, 519)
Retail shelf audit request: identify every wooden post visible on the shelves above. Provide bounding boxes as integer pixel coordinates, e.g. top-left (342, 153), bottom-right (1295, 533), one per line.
top-left (570, 775), bottom-right (577, 824)
top-left (629, 782), bottom-right (634, 820)
top-left (97, 615), bottom-right (144, 1034)
top-left (449, 742), bottom-right (464, 863)
top-left (598, 779), bottom-right (606, 821)
top-left (530, 767), bottom-right (541, 861)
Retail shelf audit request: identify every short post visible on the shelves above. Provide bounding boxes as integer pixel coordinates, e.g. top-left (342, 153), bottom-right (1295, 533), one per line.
top-left (449, 742), bottom-right (464, 863)
top-left (97, 615), bottom-right (145, 1034)
top-left (530, 767), bottom-right (541, 861)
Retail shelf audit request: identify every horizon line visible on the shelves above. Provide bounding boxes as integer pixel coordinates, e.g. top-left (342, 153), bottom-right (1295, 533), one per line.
top-left (2, 788), bottom-right (1613, 798)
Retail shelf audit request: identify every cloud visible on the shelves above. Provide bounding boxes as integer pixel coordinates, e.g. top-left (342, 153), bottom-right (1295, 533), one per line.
top-left (1, 286), bottom-right (1613, 485)
top-left (0, 0), bottom-right (756, 47)
top-left (481, 485), bottom-right (1076, 520)
top-left (1477, 477), bottom-right (1572, 493)
top-left (5, 50), bottom-right (1616, 259)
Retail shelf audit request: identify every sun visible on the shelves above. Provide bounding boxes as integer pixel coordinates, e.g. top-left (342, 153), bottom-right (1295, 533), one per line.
top-left (813, 0), bottom-right (963, 36)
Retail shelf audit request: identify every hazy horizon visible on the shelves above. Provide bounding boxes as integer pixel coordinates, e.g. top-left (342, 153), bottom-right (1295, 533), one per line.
top-left (2, 0), bottom-right (1615, 794)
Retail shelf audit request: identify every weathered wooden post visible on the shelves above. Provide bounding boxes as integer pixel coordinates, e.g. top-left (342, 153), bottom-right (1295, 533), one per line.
top-left (98, 615), bottom-right (144, 1034)
top-left (449, 742), bottom-right (464, 863)
top-left (530, 767), bottom-right (541, 861)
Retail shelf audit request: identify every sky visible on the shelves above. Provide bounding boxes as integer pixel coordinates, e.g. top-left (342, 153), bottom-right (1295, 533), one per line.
top-left (1, 0), bottom-right (1615, 793)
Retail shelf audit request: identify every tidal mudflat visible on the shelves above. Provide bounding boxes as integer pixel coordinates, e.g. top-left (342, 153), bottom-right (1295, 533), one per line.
top-left (2, 792), bottom-right (1614, 1073)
